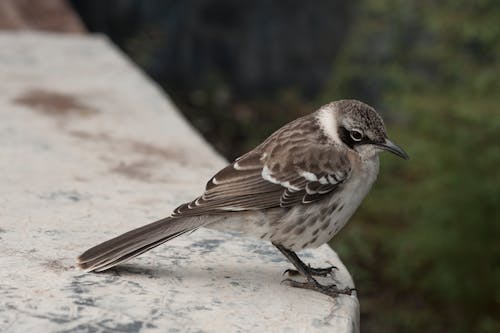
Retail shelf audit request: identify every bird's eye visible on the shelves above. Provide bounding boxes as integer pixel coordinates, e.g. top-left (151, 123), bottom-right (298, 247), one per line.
top-left (350, 129), bottom-right (363, 141)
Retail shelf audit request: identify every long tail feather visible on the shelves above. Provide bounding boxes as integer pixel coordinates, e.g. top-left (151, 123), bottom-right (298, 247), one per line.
top-left (77, 216), bottom-right (202, 272)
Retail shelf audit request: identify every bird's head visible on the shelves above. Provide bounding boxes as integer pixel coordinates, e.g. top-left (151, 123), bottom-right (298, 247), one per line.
top-left (318, 99), bottom-right (408, 160)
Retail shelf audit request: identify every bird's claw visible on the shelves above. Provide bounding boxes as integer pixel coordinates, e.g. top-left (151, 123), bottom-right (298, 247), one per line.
top-left (307, 264), bottom-right (338, 277)
top-left (282, 264), bottom-right (338, 277)
top-left (282, 268), bottom-right (299, 276)
top-left (281, 278), bottom-right (356, 297)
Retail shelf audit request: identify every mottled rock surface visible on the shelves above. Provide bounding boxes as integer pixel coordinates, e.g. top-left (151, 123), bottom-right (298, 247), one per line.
top-left (0, 0), bottom-right (85, 33)
top-left (0, 32), bottom-right (359, 332)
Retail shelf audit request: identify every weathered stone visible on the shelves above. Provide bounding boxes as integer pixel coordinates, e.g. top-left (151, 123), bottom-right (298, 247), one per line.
top-left (0, 0), bottom-right (85, 33)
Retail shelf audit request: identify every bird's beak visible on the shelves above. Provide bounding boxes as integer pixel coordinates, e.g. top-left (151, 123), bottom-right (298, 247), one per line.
top-left (377, 139), bottom-right (409, 160)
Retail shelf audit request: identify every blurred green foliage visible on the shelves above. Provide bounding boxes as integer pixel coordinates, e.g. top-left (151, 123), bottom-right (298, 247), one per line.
top-left (321, 0), bottom-right (500, 332)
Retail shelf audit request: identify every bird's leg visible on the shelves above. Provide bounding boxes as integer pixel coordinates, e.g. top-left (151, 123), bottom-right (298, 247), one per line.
top-left (275, 244), bottom-right (337, 277)
top-left (274, 244), bottom-right (355, 297)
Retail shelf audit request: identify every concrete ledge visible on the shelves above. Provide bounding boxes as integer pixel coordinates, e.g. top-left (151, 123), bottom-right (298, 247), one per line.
top-left (0, 32), bottom-right (359, 332)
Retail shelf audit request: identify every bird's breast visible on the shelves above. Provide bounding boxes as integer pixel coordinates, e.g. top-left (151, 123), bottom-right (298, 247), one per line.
top-left (270, 155), bottom-right (380, 251)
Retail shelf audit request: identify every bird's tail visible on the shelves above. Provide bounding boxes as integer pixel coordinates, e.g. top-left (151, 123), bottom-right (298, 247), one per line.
top-left (77, 216), bottom-right (203, 272)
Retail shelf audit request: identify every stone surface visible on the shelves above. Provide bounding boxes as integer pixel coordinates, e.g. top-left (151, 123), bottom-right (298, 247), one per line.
top-left (0, 0), bottom-right (85, 33)
top-left (0, 32), bottom-right (359, 332)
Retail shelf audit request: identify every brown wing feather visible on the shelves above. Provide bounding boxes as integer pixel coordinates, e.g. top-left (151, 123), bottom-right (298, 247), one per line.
top-left (173, 116), bottom-right (352, 217)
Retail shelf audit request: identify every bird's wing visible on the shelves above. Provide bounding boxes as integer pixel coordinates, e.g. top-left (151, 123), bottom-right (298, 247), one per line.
top-left (172, 142), bottom-right (352, 217)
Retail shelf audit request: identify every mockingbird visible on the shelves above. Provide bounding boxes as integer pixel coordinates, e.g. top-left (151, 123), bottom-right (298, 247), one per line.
top-left (78, 99), bottom-right (408, 297)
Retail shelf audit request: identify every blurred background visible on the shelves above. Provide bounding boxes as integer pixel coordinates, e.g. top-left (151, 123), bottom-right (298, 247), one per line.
top-left (7, 0), bottom-right (499, 331)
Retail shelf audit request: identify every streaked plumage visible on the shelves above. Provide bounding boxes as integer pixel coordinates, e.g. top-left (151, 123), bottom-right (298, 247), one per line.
top-left (78, 99), bottom-right (407, 297)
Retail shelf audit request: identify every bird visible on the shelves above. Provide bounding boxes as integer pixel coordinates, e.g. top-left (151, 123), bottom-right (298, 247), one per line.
top-left (77, 99), bottom-right (408, 298)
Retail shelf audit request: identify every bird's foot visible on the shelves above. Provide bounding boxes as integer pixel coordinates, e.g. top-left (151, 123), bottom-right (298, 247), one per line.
top-left (283, 264), bottom-right (338, 277)
top-left (281, 278), bottom-right (356, 297)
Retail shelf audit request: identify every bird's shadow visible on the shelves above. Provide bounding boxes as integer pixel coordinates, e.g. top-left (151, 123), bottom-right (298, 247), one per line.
top-left (104, 261), bottom-right (289, 286)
